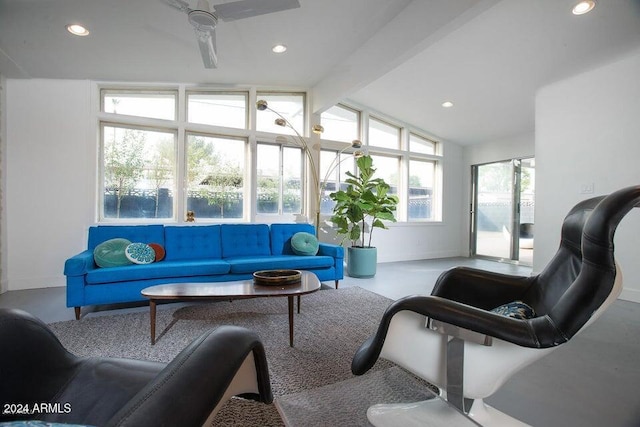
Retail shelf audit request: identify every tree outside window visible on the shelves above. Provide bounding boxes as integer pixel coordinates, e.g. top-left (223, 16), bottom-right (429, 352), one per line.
top-left (103, 126), bottom-right (175, 219)
top-left (186, 134), bottom-right (245, 219)
top-left (408, 159), bottom-right (435, 220)
top-left (256, 144), bottom-right (302, 215)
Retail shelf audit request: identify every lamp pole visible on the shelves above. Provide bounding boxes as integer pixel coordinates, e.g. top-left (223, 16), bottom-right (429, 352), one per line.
top-left (256, 100), bottom-right (321, 232)
top-left (316, 140), bottom-right (363, 233)
top-left (256, 100), bottom-right (362, 236)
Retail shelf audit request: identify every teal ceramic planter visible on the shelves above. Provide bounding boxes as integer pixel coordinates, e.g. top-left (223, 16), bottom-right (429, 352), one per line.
top-left (347, 247), bottom-right (377, 278)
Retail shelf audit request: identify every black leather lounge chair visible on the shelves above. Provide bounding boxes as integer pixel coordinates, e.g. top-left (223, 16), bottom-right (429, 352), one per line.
top-left (351, 185), bottom-right (640, 426)
top-left (0, 308), bottom-right (272, 427)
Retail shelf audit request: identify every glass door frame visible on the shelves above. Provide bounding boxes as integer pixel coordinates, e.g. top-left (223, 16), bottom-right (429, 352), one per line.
top-left (470, 157), bottom-right (532, 265)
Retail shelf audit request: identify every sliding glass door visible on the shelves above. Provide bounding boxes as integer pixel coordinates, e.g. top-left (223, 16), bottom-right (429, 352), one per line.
top-left (470, 158), bottom-right (535, 264)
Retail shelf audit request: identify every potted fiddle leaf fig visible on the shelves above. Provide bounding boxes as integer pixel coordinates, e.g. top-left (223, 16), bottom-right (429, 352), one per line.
top-left (330, 155), bottom-right (398, 277)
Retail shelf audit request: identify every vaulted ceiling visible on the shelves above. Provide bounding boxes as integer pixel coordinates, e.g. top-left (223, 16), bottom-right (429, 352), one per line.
top-left (1, 0), bottom-right (639, 145)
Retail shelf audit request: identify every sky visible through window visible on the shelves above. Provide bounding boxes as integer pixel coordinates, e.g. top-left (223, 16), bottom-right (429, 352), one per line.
top-left (187, 92), bottom-right (247, 129)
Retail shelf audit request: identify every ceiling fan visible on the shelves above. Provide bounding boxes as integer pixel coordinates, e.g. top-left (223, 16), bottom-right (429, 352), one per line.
top-left (163, 0), bottom-right (300, 69)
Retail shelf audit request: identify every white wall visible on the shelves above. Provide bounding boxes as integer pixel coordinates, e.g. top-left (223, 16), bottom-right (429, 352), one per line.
top-left (535, 49), bottom-right (640, 303)
top-left (6, 79), bottom-right (93, 290)
top-left (464, 133), bottom-right (535, 167)
top-left (374, 140), bottom-right (466, 262)
top-left (3, 78), bottom-right (467, 291)
top-left (461, 132), bottom-right (535, 256)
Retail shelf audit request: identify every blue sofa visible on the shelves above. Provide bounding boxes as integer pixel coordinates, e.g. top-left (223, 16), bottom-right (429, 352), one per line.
top-left (64, 223), bottom-right (344, 319)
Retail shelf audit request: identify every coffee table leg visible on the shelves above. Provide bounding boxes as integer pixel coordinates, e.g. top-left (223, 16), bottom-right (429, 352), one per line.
top-left (288, 296), bottom-right (294, 347)
top-left (150, 300), bottom-right (156, 345)
top-left (297, 295), bottom-right (301, 314)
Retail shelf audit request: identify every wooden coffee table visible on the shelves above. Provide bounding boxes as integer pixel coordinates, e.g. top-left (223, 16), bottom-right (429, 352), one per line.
top-left (141, 271), bottom-right (321, 346)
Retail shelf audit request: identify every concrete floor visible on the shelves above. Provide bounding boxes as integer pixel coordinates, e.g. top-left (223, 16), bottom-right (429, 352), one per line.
top-left (475, 230), bottom-right (533, 265)
top-left (1, 257), bottom-right (639, 426)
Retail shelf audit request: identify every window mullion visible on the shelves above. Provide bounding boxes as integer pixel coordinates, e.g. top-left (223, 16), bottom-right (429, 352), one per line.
top-left (176, 85), bottom-right (186, 222)
top-left (279, 146), bottom-right (284, 215)
top-left (400, 152), bottom-right (409, 222)
top-left (176, 126), bottom-right (186, 223)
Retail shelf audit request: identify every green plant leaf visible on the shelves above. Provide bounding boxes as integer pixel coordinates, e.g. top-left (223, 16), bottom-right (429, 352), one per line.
top-left (377, 211), bottom-right (396, 221)
top-left (329, 155), bottom-right (398, 247)
top-left (372, 218), bottom-right (388, 229)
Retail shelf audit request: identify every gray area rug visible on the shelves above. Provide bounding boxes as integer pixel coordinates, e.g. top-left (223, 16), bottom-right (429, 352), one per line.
top-left (48, 286), bottom-right (434, 426)
top-left (277, 366), bottom-right (437, 426)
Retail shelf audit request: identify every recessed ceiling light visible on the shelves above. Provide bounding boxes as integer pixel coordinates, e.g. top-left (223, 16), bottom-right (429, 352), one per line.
top-left (272, 44), bottom-right (287, 54)
top-left (66, 24), bottom-right (90, 36)
top-left (572, 1), bottom-right (595, 15)
top-left (442, 101), bottom-right (454, 108)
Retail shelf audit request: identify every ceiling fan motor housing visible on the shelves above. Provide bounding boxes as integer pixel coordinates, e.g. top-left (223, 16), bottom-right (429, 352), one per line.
top-left (189, 10), bottom-right (218, 29)
top-left (164, 0), bottom-right (300, 68)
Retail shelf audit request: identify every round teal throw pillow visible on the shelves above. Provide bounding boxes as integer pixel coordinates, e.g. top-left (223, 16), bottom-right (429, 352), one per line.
top-left (125, 242), bottom-right (156, 265)
top-left (291, 232), bottom-right (319, 256)
top-left (94, 238), bottom-right (133, 268)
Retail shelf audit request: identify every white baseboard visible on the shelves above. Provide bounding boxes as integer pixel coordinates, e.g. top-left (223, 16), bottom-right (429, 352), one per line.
top-left (7, 276), bottom-right (65, 291)
top-left (0, 279), bottom-right (8, 294)
top-left (619, 287), bottom-right (640, 304)
top-left (378, 250), bottom-right (464, 264)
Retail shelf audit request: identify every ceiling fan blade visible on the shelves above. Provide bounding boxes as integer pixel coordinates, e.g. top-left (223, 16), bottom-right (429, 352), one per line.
top-left (213, 0), bottom-right (300, 22)
top-left (162, 0), bottom-right (192, 13)
top-left (194, 27), bottom-right (218, 68)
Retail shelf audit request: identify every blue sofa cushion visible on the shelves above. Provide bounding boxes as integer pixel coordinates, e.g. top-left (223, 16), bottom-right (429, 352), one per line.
top-left (88, 225), bottom-right (165, 251)
top-left (86, 260), bottom-right (230, 284)
top-left (221, 224), bottom-right (271, 258)
top-left (225, 255), bottom-right (334, 274)
top-left (93, 238), bottom-right (133, 268)
top-left (270, 223), bottom-right (316, 255)
top-left (291, 232), bottom-right (319, 256)
top-left (164, 225), bottom-right (222, 261)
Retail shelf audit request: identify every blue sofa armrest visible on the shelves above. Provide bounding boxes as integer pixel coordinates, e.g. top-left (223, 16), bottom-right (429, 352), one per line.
top-left (318, 243), bottom-right (344, 259)
top-left (318, 243), bottom-right (344, 286)
top-left (64, 250), bottom-right (96, 276)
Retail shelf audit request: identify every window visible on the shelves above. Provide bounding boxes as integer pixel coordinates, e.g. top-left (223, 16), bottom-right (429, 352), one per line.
top-left (97, 88), bottom-right (446, 224)
top-left (317, 101), bottom-right (444, 223)
top-left (256, 92), bottom-right (305, 136)
top-left (410, 133), bottom-right (436, 155)
top-left (409, 159), bottom-right (436, 220)
top-left (369, 117), bottom-right (400, 149)
top-left (319, 150), bottom-right (355, 215)
top-left (186, 134), bottom-right (246, 219)
top-left (187, 92), bottom-right (247, 129)
top-left (321, 104), bottom-right (360, 142)
top-left (99, 88), bottom-right (313, 223)
top-left (101, 124), bottom-right (176, 219)
top-left (102, 90), bottom-right (176, 120)
top-left (256, 144), bottom-right (303, 215)
top-left (369, 154), bottom-right (399, 195)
